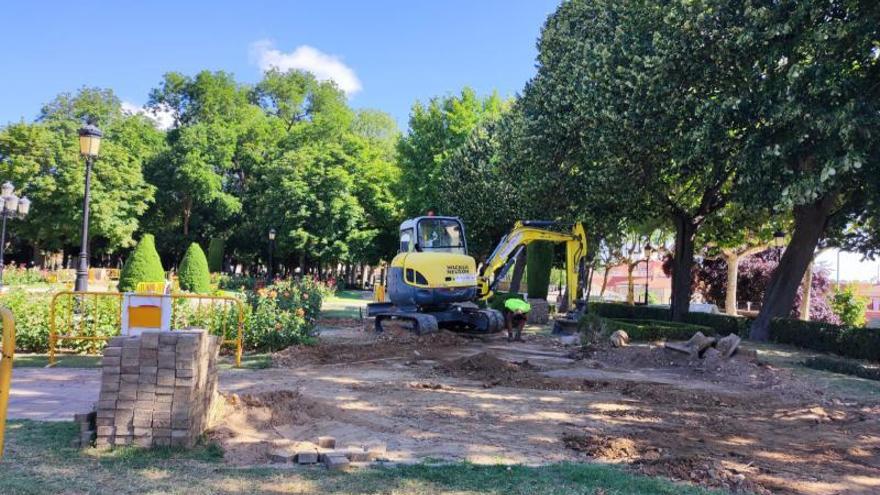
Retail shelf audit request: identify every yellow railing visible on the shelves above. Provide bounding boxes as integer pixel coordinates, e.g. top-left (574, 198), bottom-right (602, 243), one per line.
top-left (0, 307), bottom-right (15, 459)
top-left (48, 292), bottom-right (245, 367)
top-left (135, 281), bottom-right (166, 294)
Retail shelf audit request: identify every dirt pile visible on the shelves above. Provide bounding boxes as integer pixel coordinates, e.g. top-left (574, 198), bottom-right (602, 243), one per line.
top-left (561, 432), bottom-right (641, 460)
top-left (437, 351), bottom-right (610, 391)
top-left (637, 456), bottom-right (771, 495)
top-left (273, 329), bottom-right (468, 367)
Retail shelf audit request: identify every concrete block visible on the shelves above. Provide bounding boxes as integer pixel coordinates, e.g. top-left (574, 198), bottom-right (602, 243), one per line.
top-left (102, 366), bottom-right (122, 376)
top-left (120, 374), bottom-right (139, 383)
top-left (323, 454), bottom-right (350, 471)
top-left (268, 449), bottom-right (295, 463)
top-left (97, 426), bottom-right (115, 437)
top-left (122, 337), bottom-right (140, 348)
top-left (296, 451), bottom-right (319, 464)
top-left (157, 369), bottom-right (175, 387)
top-left (159, 333), bottom-right (179, 345)
top-left (345, 447), bottom-right (371, 462)
top-left (175, 368), bottom-right (194, 379)
top-left (155, 386), bottom-right (174, 396)
top-left (101, 356), bottom-right (121, 367)
top-left (101, 380), bottom-right (120, 392)
top-left (103, 346), bottom-right (122, 357)
top-left (140, 332), bottom-right (160, 349)
top-left (152, 412), bottom-right (171, 428)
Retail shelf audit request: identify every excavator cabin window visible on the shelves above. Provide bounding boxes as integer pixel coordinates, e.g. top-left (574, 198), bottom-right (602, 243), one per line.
top-left (416, 218), bottom-right (466, 255)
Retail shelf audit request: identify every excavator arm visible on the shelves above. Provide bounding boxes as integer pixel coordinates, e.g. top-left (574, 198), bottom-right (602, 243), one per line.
top-left (476, 221), bottom-right (587, 308)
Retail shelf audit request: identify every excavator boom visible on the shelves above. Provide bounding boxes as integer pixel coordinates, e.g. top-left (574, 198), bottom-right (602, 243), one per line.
top-left (477, 221), bottom-right (587, 308)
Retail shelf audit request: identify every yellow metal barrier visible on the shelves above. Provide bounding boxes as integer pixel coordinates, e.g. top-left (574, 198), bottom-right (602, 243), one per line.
top-left (0, 306), bottom-right (15, 459)
top-left (49, 292), bottom-right (245, 367)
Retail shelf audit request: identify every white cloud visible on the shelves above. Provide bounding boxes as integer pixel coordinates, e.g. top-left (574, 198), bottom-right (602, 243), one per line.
top-left (250, 40), bottom-right (362, 95)
top-left (121, 101), bottom-right (175, 131)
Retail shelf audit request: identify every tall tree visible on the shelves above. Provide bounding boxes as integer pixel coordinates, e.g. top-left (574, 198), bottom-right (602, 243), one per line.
top-left (745, 1), bottom-right (879, 339)
top-left (397, 88), bottom-right (506, 217)
top-left (522, 0), bottom-right (771, 320)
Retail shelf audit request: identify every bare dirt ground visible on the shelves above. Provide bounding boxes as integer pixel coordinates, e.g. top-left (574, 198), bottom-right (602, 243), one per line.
top-left (208, 323), bottom-right (880, 495)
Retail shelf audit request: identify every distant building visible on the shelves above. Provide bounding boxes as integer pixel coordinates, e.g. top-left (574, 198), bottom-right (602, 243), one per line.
top-left (590, 260), bottom-right (671, 304)
top-left (852, 283), bottom-right (880, 328)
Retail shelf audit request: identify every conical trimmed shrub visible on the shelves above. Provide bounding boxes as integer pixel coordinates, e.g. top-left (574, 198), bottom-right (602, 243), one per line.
top-left (178, 242), bottom-right (211, 293)
top-left (526, 241), bottom-right (554, 300)
top-left (118, 234), bottom-right (166, 292)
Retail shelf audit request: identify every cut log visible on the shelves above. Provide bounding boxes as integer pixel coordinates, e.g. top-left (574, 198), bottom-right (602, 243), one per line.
top-left (609, 330), bottom-right (629, 348)
top-left (715, 334), bottom-right (742, 359)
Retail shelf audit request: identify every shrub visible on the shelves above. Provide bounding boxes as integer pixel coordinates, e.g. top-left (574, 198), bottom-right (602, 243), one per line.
top-left (526, 241), bottom-right (554, 300)
top-left (2, 266), bottom-right (47, 286)
top-left (3, 290), bottom-right (120, 353)
top-left (803, 355), bottom-right (880, 381)
top-left (770, 318), bottom-right (880, 361)
top-left (242, 278), bottom-right (324, 351)
top-left (578, 312), bottom-right (608, 344)
top-left (588, 302), bottom-right (752, 336)
top-left (831, 286), bottom-right (868, 327)
top-left (178, 243), bottom-right (211, 294)
top-left (604, 318), bottom-right (712, 341)
top-left (118, 234), bottom-right (165, 292)
top-left (207, 237), bottom-right (225, 273)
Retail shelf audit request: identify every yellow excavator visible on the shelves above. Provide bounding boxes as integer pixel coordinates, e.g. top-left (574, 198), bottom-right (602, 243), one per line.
top-left (367, 216), bottom-right (587, 334)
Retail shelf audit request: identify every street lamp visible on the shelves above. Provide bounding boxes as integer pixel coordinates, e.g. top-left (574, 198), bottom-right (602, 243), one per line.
top-left (0, 182), bottom-right (31, 289)
top-left (772, 229), bottom-right (786, 249)
top-left (643, 243), bottom-right (653, 305)
top-left (267, 228), bottom-right (276, 282)
top-left (74, 122), bottom-right (102, 292)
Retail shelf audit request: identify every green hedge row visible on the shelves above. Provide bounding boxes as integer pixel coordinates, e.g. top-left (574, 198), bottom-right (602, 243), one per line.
top-left (487, 291), bottom-right (526, 312)
top-left (587, 302), bottom-right (751, 336)
top-left (803, 355), bottom-right (880, 381)
top-left (601, 318), bottom-right (712, 341)
top-left (770, 318), bottom-right (880, 362)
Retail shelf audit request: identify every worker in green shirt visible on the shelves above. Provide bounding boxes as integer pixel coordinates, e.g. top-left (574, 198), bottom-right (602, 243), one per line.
top-left (503, 297), bottom-right (531, 342)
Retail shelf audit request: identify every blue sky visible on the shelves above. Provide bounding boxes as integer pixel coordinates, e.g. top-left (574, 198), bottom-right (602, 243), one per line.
top-left (1, 0), bottom-right (560, 129)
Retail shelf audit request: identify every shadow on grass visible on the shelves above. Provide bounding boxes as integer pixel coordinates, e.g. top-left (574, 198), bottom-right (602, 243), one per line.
top-left (1, 420), bottom-right (723, 495)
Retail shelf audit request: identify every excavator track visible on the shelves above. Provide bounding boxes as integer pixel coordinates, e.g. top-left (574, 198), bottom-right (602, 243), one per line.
top-left (374, 312), bottom-right (439, 335)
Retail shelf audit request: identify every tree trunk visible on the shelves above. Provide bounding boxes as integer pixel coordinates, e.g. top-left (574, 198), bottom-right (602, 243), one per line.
top-left (750, 193), bottom-right (837, 340)
top-left (800, 259), bottom-right (814, 321)
top-left (182, 196), bottom-right (192, 237)
top-left (670, 216), bottom-right (698, 321)
top-left (509, 251), bottom-right (527, 294)
top-left (599, 266), bottom-right (610, 297)
top-left (724, 251), bottom-right (739, 316)
top-left (626, 262), bottom-right (636, 305)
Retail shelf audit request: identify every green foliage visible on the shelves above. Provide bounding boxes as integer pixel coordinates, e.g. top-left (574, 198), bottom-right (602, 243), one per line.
top-left (397, 88), bottom-right (507, 217)
top-left (206, 237), bottom-right (225, 273)
top-left (587, 302), bottom-right (670, 321)
top-left (803, 355), bottom-right (880, 381)
top-left (178, 243), bottom-right (211, 293)
top-left (4, 291), bottom-right (119, 353)
top-left (118, 234), bottom-right (166, 292)
top-left (831, 286), bottom-right (868, 327)
top-left (603, 318), bottom-right (713, 341)
top-left (1, 267), bottom-right (47, 286)
top-left (242, 279), bottom-right (324, 351)
top-left (578, 312), bottom-right (608, 344)
top-left (770, 318), bottom-right (880, 362)
top-left (0, 88), bottom-right (161, 254)
top-left (526, 241), bottom-right (554, 300)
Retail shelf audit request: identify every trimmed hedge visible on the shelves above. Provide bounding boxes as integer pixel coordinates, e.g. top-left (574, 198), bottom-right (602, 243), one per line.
top-left (803, 355), bottom-right (880, 381)
top-left (526, 241), bottom-right (554, 300)
top-left (118, 234), bottom-right (166, 292)
top-left (587, 302), bottom-right (752, 337)
top-left (603, 318), bottom-right (712, 341)
top-left (207, 237), bottom-right (225, 273)
top-left (770, 318), bottom-right (880, 362)
top-left (178, 242), bottom-right (211, 294)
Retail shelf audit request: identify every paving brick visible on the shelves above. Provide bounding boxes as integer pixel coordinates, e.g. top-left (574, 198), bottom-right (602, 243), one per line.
top-left (134, 436), bottom-right (153, 448)
top-left (318, 436), bottom-right (336, 449)
top-left (100, 380), bottom-right (120, 392)
top-left (122, 337), bottom-right (140, 348)
top-left (140, 332), bottom-right (160, 349)
top-left (269, 449), bottom-right (295, 463)
top-left (296, 451), bottom-right (319, 464)
top-left (120, 374), bottom-right (139, 384)
top-left (97, 426), bottom-right (115, 437)
top-left (102, 366), bottom-right (121, 376)
top-left (152, 412), bottom-right (171, 428)
top-left (101, 356), bottom-right (121, 367)
top-left (153, 437), bottom-right (171, 447)
top-left (103, 346), bottom-right (122, 357)
top-left (175, 368), bottom-right (194, 379)
top-left (323, 454), bottom-right (350, 471)
top-left (115, 400), bottom-right (135, 410)
top-left (159, 333), bottom-right (179, 345)
top-left (157, 369), bottom-right (175, 387)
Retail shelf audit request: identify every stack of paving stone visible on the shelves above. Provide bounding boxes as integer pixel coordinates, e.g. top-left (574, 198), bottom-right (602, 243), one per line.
top-left (95, 329), bottom-right (220, 449)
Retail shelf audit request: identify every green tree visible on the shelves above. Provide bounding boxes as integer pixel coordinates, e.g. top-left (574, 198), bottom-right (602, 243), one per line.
top-left (178, 242), bottom-right (211, 293)
top-left (522, 0), bottom-right (770, 320)
top-left (526, 241), bottom-right (554, 300)
top-left (740, 2), bottom-right (880, 339)
top-left (397, 88), bottom-right (507, 217)
top-left (118, 234), bottom-right (165, 292)
top-left (831, 286), bottom-right (868, 327)
top-left (0, 88), bottom-right (161, 258)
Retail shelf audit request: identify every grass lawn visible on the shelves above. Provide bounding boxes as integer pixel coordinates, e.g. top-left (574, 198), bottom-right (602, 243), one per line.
top-left (0, 420), bottom-right (724, 495)
top-left (321, 289), bottom-right (370, 319)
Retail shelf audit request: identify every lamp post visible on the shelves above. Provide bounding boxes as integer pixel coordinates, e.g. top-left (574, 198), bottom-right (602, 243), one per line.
top-left (0, 182), bottom-right (31, 289)
top-left (74, 123), bottom-right (102, 292)
top-left (643, 243), bottom-right (653, 305)
top-left (267, 228), bottom-right (276, 282)
top-left (772, 229), bottom-right (786, 249)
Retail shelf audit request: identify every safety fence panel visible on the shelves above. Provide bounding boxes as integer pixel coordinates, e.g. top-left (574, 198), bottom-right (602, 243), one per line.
top-left (0, 306), bottom-right (15, 459)
top-left (49, 292), bottom-right (245, 367)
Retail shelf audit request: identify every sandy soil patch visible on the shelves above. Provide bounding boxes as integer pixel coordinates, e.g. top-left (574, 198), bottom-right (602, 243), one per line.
top-left (209, 326), bottom-right (880, 494)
